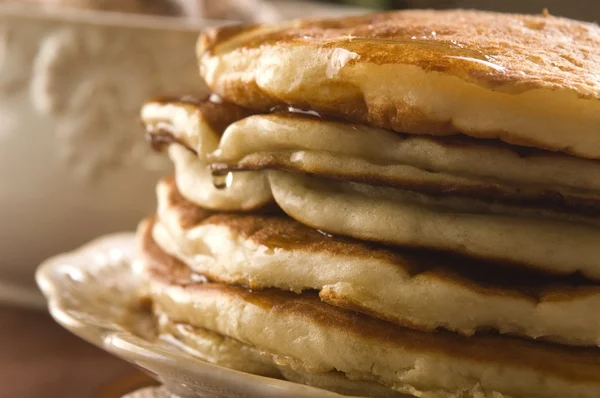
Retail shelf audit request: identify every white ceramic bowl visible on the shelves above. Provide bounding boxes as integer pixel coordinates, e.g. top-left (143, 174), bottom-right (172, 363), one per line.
top-left (0, 4), bottom-right (219, 307)
top-left (0, 1), bottom-right (367, 309)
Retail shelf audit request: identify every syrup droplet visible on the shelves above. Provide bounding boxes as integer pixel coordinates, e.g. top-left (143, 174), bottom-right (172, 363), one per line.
top-left (190, 273), bottom-right (208, 283)
top-left (290, 151), bottom-right (305, 162)
top-left (287, 107), bottom-right (322, 117)
top-left (269, 104), bottom-right (324, 118)
top-left (211, 148), bottom-right (223, 159)
top-left (445, 56), bottom-right (505, 71)
top-left (146, 130), bottom-right (175, 152)
top-left (208, 93), bottom-right (223, 103)
top-left (317, 229), bottom-right (334, 238)
top-left (212, 171), bottom-right (234, 190)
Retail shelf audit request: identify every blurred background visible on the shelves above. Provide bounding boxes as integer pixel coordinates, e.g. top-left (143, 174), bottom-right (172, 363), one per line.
top-left (325, 0), bottom-right (598, 21)
top-left (3, 0), bottom-right (598, 21)
top-left (0, 0), bottom-right (596, 397)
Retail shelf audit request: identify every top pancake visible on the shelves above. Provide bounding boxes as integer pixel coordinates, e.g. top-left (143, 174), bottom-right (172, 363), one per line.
top-left (198, 9), bottom-right (600, 159)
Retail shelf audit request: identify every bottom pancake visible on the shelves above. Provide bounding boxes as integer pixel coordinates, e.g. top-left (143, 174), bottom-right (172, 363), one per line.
top-left (138, 219), bottom-right (600, 398)
top-left (157, 314), bottom-right (409, 398)
top-left (157, 312), bottom-right (282, 378)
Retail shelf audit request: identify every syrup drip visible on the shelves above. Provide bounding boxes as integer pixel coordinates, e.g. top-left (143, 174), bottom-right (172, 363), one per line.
top-left (269, 104), bottom-right (324, 118)
top-left (445, 56), bottom-right (505, 71)
top-left (208, 93), bottom-right (224, 104)
top-left (212, 172), bottom-right (234, 190)
top-left (316, 229), bottom-right (334, 238)
top-left (145, 129), bottom-right (197, 155)
top-left (145, 130), bottom-right (175, 153)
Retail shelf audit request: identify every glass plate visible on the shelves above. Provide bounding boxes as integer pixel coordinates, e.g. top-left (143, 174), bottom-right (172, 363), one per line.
top-left (35, 233), bottom-right (349, 398)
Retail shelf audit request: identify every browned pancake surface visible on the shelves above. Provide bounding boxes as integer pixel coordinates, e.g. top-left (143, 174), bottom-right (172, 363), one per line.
top-left (140, 223), bottom-right (600, 384)
top-left (200, 9), bottom-right (600, 99)
top-left (198, 9), bottom-right (600, 159)
top-left (151, 177), bottom-right (600, 303)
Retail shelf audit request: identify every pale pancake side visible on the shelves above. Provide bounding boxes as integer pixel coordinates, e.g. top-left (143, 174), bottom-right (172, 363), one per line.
top-left (143, 98), bottom-right (600, 215)
top-left (142, 96), bottom-right (254, 157)
top-left (162, 127), bottom-right (600, 229)
top-left (158, 316), bottom-right (408, 398)
top-left (212, 112), bottom-right (600, 214)
top-left (150, 179), bottom-right (600, 345)
top-left (157, 312), bottom-right (282, 378)
top-left (199, 9), bottom-right (600, 158)
top-left (139, 230), bottom-right (600, 398)
top-left (161, 144), bottom-right (600, 276)
top-left (268, 171), bottom-right (600, 279)
top-left (141, 98), bottom-right (271, 211)
top-left (168, 144), bottom-right (272, 211)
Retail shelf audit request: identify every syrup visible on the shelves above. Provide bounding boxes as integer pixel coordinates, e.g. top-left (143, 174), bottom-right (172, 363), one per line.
top-left (145, 130), bottom-right (176, 153)
top-left (145, 129), bottom-right (197, 155)
top-left (212, 172), bottom-right (233, 190)
top-left (331, 37), bottom-right (503, 72)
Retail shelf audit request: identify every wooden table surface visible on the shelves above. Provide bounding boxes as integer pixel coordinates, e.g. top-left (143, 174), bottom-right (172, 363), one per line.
top-left (0, 305), bottom-right (158, 398)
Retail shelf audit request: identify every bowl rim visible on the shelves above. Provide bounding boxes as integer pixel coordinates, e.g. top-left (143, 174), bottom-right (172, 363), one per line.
top-left (35, 232), bottom-right (352, 398)
top-left (0, 3), bottom-right (238, 31)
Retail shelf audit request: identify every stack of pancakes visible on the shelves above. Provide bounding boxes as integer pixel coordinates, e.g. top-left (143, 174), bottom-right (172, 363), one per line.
top-left (137, 9), bottom-right (600, 398)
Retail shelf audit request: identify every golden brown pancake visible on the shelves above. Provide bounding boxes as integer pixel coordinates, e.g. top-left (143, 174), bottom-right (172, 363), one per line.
top-left (141, 97), bottom-right (600, 277)
top-left (132, 9), bottom-right (600, 398)
top-left (138, 224), bottom-right (600, 398)
top-left (268, 171), bottom-right (600, 279)
top-left (198, 9), bottom-right (600, 159)
top-left (147, 177), bottom-right (600, 346)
